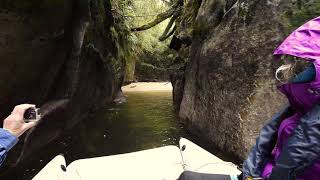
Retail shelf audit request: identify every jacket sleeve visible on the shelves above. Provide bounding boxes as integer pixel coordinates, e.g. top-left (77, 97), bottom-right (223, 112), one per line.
top-left (269, 105), bottom-right (320, 180)
top-left (242, 106), bottom-right (291, 179)
top-left (0, 128), bottom-right (18, 166)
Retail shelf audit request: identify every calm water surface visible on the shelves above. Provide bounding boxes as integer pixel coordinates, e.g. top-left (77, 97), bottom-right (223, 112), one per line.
top-left (4, 90), bottom-right (191, 179)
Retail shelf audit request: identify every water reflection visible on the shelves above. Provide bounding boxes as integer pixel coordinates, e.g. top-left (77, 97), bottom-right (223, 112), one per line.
top-left (70, 91), bottom-right (187, 158)
top-left (3, 90), bottom-right (189, 179)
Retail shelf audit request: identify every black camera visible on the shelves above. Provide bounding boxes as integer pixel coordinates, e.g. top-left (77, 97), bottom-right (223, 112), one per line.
top-left (23, 107), bottom-right (41, 123)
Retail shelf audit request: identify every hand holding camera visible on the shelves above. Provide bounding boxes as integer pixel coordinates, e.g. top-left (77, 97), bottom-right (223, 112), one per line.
top-left (3, 104), bottom-right (41, 137)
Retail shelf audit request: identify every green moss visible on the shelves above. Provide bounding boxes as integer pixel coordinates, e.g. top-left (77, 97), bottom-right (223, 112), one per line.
top-left (179, 0), bottom-right (202, 40)
top-left (82, 0), bottom-right (136, 82)
top-left (191, 0), bottom-right (225, 41)
top-left (282, 0), bottom-right (320, 35)
top-left (135, 62), bottom-right (167, 81)
top-left (238, 0), bottom-right (260, 25)
top-left (87, 0), bottom-right (107, 37)
top-left (93, 0), bottom-right (106, 29)
top-left (182, 0), bottom-right (201, 26)
top-left (124, 55), bottom-right (136, 81)
top-left (193, 20), bottom-right (211, 41)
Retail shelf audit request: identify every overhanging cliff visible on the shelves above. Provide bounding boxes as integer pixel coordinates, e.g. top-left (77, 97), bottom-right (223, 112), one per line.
top-left (0, 0), bottom-right (134, 170)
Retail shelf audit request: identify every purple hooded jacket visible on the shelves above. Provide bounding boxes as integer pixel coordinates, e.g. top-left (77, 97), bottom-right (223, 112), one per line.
top-left (263, 16), bottom-right (320, 180)
top-left (243, 17), bottom-right (320, 180)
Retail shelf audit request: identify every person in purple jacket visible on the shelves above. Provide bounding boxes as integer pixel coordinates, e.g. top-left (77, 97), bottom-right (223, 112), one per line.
top-left (0, 104), bottom-right (37, 166)
top-left (242, 17), bottom-right (320, 180)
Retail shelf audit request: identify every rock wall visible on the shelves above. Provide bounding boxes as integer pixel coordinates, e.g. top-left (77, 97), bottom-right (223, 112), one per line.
top-left (0, 0), bottom-right (133, 171)
top-left (172, 0), bottom-right (320, 159)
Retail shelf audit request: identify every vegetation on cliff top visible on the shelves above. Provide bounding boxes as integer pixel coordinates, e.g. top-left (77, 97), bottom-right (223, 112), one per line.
top-left (283, 0), bottom-right (320, 35)
top-left (124, 0), bottom-right (178, 81)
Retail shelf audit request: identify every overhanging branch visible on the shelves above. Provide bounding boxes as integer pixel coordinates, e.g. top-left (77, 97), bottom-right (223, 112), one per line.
top-left (131, 0), bottom-right (181, 32)
top-left (159, 13), bottom-right (178, 41)
top-left (159, 25), bottom-right (176, 41)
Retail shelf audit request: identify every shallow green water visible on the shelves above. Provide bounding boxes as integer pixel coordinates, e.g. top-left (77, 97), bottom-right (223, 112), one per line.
top-left (68, 91), bottom-right (189, 157)
top-left (4, 90), bottom-right (190, 179)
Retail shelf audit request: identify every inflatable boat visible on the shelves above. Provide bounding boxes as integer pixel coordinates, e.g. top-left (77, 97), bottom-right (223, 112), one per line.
top-left (32, 138), bottom-right (241, 180)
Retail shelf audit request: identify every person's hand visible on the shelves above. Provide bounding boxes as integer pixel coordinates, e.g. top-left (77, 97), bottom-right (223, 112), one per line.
top-left (3, 104), bottom-right (38, 137)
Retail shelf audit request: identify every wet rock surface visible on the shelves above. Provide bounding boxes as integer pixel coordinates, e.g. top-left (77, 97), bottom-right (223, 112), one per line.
top-left (0, 0), bottom-right (130, 172)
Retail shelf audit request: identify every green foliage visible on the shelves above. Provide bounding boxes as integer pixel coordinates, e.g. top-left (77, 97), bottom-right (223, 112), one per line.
top-left (1, 0), bottom-right (176, 82)
top-left (180, 0), bottom-right (203, 40)
top-left (238, 0), bottom-right (260, 25)
top-left (104, 0), bottom-right (138, 82)
top-left (126, 0), bottom-right (170, 52)
top-left (283, 0), bottom-right (320, 34)
top-left (124, 0), bottom-right (177, 81)
top-left (135, 62), bottom-right (166, 81)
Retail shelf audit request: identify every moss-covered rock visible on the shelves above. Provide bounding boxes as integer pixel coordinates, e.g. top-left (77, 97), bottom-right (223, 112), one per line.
top-left (238, 0), bottom-right (260, 25)
top-left (0, 0), bottom-right (134, 173)
top-left (282, 0), bottom-right (320, 35)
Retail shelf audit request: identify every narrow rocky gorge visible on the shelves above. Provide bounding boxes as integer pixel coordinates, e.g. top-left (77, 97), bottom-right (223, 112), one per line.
top-left (1, 0), bottom-right (320, 176)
